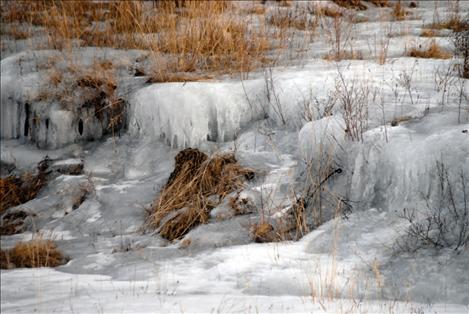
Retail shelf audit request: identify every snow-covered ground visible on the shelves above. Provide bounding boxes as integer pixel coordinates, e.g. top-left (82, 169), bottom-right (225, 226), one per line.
top-left (1, 1), bottom-right (469, 313)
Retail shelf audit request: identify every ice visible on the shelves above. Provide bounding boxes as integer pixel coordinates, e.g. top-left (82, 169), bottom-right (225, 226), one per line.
top-left (298, 115), bottom-right (346, 166)
top-left (2, 1), bottom-right (469, 312)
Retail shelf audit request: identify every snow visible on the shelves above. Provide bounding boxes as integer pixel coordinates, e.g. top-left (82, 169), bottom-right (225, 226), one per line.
top-left (2, 1), bottom-right (469, 313)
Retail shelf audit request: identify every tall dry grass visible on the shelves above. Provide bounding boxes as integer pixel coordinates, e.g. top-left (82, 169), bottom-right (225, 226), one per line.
top-left (1, 235), bottom-right (66, 269)
top-left (1, 1), bottom-right (272, 80)
top-left (146, 148), bottom-right (254, 241)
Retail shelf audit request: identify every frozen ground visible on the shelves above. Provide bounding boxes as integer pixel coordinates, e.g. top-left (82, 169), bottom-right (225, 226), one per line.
top-left (1, 1), bottom-right (469, 313)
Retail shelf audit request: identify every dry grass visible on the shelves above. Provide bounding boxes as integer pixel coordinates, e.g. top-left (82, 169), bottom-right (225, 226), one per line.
top-left (427, 16), bottom-right (469, 33)
top-left (323, 50), bottom-right (363, 61)
top-left (364, 0), bottom-right (391, 7)
top-left (1, 1), bottom-right (272, 80)
top-left (390, 115), bottom-right (413, 126)
top-left (35, 60), bottom-right (125, 134)
top-left (146, 148), bottom-right (254, 241)
top-left (420, 28), bottom-right (436, 37)
top-left (314, 6), bottom-right (343, 18)
top-left (332, 0), bottom-right (367, 11)
top-left (407, 40), bottom-right (452, 59)
top-left (251, 222), bottom-right (279, 243)
top-left (268, 9), bottom-right (318, 31)
top-left (241, 4), bottom-right (266, 16)
top-left (392, 1), bottom-right (408, 21)
top-left (0, 210), bottom-right (30, 235)
top-left (0, 173), bottom-right (47, 215)
top-left (1, 238), bottom-right (66, 269)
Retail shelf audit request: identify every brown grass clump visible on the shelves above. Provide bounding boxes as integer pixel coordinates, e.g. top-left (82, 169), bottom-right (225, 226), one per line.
top-left (314, 6), bottom-right (343, 18)
top-left (420, 29), bottom-right (436, 37)
top-left (242, 4), bottom-right (266, 16)
top-left (391, 115), bottom-right (413, 126)
top-left (364, 0), bottom-right (391, 7)
top-left (323, 50), bottom-right (363, 61)
top-left (392, 1), bottom-right (408, 21)
top-left (393, 2), bottom-right (410, 20)
top-left (147, 72), bottom-right (213, 84)
top-left (251, 222), bottom-right (281, 243)
top-left (251, 222), bottom-right (274, 243)
top-left (427, 16), bottom-right (469, 33)
top-left (0, 173), bottom-right (47, 215)
top-left (1, 239), bottom-right (66, 269)
top-left (332, 0), bottom-right (367, 11)
top-left (407, 40), bottom-right (452, 59)
top-left (147, 148), bottom-right (254, 241)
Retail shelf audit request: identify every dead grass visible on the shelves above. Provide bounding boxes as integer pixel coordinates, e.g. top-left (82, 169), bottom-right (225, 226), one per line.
top-left (323, 50), bottom-right (363, 61)
top-left (332, 0), bottom-right (367, 11)
top-left (363, 0), bottom-right (391, 7)
top-left (313, 6), bottom-right (343, 18)
top-left (0, 210), bottom-right (30, 235)
top-left (268, 9), bottom-right (318, 31)
top-left (1, 239), bottom-right (66, 269)
top-left (241, 4), bottom-right (266, 16)
top-left (0, 173), bottom-right (47, 215)
top-left (146, 148), bottom-right (254, 241)
top-left (251, 222), bottom-right (278, 243)
top-left (1, 1), bottom-right (272, 80)
top-left (407, 40), bottom-right (452, 59)
top-left (427, 16), bottom-right (469, 33)
top-left (35, 61), bottom-right (125, 134)
top-left (392, 1), bottom-right (408, 21)
top-left (147, 72), bottom-right (213, 84)
top-left (420, 28), bottom-right (436, 37)
top-left (390, 115), bottom-right (412, 126)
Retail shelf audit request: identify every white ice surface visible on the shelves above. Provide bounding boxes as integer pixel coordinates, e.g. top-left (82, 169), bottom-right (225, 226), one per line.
top-left (2, 1), bottom-right (469, 313)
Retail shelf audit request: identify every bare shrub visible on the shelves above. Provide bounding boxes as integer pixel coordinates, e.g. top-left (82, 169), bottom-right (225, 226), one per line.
top-left (454, 30), bottom-right (469, 78)
top-left (434, 63), bottom-right (456, 110)
top-left (335, 69), bottom-right (369, 142)
top-left (320, 11), bottom-right (360, 61)
top-left (263, 68), bottom-right (286, 125)
top-left (396, 161), bottom-right (469, 252)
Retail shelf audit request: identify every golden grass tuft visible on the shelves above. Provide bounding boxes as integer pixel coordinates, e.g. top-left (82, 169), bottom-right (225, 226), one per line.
top-left (407, 40), bottom-right (452, 59)
top-left (1, 239), bottom-right (66, 269)
top-left (251, 222), bottom-right (280, 243)
top-left (147, 148), bottom-right (254, 241)
top-left (420, 28), bottom-right (436, 37)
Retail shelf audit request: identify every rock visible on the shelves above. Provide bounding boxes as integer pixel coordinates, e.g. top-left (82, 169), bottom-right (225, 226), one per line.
top-left (51, 159), bottom-right (84, 175)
